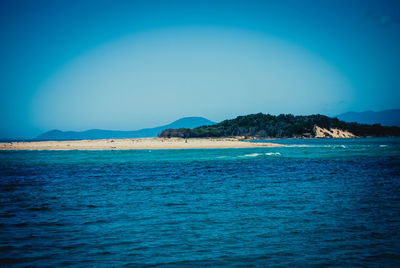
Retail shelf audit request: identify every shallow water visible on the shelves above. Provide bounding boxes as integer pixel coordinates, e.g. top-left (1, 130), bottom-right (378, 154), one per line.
top-left (1, 138), bottom-right (400, 266)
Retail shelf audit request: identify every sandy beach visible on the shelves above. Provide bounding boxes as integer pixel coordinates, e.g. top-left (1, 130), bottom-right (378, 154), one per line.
top-left (0, 137), bottom-right (282, 150)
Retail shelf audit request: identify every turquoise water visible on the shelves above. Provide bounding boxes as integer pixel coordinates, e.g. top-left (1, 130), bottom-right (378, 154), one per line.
top-left (1, 138), bottom-right (400, 266)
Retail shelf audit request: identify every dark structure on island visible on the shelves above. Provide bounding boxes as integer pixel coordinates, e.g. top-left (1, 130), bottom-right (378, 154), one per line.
top-left (159, 113), bottom-right (400, 139)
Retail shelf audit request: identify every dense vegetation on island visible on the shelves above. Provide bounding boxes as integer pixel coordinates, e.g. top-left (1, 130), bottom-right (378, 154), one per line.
top-left (159, 113), bottom-right (400, 138)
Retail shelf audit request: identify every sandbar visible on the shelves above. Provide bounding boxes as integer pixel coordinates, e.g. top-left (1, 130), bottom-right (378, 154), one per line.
top-left (0, 137), bottom-right (282, 150)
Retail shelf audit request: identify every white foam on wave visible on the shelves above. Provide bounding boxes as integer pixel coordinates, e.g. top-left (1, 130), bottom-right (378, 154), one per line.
top-left (321, 144), bottom-right (346, 149)
top-left (238, 152), bottom-right (282, 158)
top-left (287, 144), bottom-right (348, 149)
top-left (239, 153), bottom-right (262, 157)
top-left (380, 145), bottom-right (388, 147)
top-left (265, 152), bottom-right (281, 156)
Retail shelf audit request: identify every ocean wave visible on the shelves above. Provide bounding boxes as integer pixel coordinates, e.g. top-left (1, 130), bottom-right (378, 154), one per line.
top-left (239, 153), bottom-right (262, 157)
top-left (287, 144), bottom-right (347, 148)
top-left (265, 152), bottom-right (281, 156)
top-left (239, 152), bottom-right (281, 158)
top-left (286, 145), bottom-right (317, 148)
top-left (330, 145), bottom-right (346, 149)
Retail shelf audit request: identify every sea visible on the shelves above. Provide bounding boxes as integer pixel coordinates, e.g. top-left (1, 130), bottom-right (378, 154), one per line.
top-left (0, 137), bottom-right (399, 267)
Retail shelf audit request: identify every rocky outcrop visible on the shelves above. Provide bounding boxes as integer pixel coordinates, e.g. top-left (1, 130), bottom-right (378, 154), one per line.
top-left (313, 125), bottom-right (356, 138)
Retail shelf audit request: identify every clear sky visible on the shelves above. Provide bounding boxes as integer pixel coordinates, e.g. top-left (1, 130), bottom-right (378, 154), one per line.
top-left (1, 0), bottom-right (399, 138)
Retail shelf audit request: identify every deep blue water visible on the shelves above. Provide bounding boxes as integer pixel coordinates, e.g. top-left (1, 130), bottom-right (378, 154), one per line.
top-left (1, 138), bottom-right (400, 267)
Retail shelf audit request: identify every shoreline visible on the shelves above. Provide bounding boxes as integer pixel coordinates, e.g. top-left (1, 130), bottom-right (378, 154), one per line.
top-left (0, 137), bottom-right (282, 151)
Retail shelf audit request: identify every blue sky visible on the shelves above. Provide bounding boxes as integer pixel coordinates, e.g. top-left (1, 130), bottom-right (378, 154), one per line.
top-left (1, 0), bottom-right (399, 138)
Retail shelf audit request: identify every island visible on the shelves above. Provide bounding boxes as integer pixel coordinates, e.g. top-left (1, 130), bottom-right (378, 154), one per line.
top-left (159, 113), bottom-right (400, 138)
top-left (2, 113), bottom-right (400, 150)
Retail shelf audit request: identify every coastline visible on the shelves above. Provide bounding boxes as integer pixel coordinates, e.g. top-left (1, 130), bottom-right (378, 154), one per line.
top-left (0, 137), bottom-right (282, 150)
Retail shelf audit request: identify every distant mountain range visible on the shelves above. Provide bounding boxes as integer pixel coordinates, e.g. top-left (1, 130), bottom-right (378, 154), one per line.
top-left (337, 109), bottom-right (400, 127)
top-left (37, 117), bottom-right (215, 140)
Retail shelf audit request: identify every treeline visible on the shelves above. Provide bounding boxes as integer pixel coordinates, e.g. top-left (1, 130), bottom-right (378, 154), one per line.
top-left (159, 113), bottom-right (400, 138)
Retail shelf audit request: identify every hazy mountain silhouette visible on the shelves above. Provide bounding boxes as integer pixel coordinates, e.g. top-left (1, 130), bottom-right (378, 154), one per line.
top-left (337, 109), bottom-right (400, 127)
top-left (37, 117), bottom-right (215, 140)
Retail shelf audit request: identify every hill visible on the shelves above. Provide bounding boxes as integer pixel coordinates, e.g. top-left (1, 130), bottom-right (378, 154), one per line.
top-left (159, 113), bottom-right (400, 138)
top-left (37, 117), bottom-right (215, 140)
top-left (337, 109), bottom-right (400, 127)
